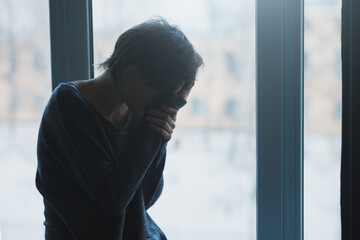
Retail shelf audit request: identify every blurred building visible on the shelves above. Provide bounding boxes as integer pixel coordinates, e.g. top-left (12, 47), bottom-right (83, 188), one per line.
top-left (304, 1), bottom-right (342, 134)
top-left (0, 0), bottom-right (51, 121)
top-left (0, 0), bottom-right (341, 135)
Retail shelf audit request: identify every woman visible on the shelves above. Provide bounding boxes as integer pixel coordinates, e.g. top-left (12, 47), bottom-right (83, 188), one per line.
top-left (36, 18), bottom-right (203, 239)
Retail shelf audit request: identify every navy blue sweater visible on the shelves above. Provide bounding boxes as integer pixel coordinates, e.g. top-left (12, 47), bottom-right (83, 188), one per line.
top-left (36, 83), bottom-right (186, 240)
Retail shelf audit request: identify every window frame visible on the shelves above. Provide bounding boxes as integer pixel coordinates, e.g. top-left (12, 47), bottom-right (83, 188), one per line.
top-left (256, 0), bottom-right (304, 239)
top-left (49, 0), bottom-right (94, 90)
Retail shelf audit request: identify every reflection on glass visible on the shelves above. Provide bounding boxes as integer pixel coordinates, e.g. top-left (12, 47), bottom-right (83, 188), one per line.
top-left (93, 0), bottom-right (256, 239)
top-left (304, 0), bottom-right (341, 239)
top-left (0, 0), bottom-right (51, 239)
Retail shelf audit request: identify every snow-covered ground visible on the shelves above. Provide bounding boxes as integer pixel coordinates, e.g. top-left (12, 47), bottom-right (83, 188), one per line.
top-left (0, 122), bottom-right (340, 240)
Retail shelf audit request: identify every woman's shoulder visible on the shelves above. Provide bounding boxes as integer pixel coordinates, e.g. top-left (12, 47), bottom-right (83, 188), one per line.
top-left (50, 82), bottom-right (91, 109)
top-left (43, 82), bottom-right (92, 120)
top-left (53, 82), bottom-right (81, 99)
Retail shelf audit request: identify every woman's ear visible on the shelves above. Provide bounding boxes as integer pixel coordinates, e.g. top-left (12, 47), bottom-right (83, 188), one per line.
top-left (122, 65), bottom-right (141, 82)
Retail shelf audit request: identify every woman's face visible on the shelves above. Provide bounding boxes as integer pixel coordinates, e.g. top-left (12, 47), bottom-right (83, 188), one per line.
top-left (118, 66), bottom-right (163, 112)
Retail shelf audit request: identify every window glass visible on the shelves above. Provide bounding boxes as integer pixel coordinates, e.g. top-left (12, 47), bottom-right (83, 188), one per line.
top-left (93, 0), bottom-right (256, 239)
top-left (0, 0), bottom-right (51, 239)
top-left (304, 0), bottom-right (342, 239)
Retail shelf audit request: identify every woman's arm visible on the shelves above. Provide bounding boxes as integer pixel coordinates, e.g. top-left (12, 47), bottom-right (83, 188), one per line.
top-left (37, 85), bottom-right (187, 216)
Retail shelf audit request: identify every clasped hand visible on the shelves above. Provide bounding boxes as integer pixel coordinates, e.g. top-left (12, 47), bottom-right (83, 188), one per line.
top-left (146, 81), bottom-right (194, 141)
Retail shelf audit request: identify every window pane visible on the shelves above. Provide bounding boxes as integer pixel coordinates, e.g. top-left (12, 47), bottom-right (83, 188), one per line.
top-left (93, 0), bottom-right (256, 239)
top-left (0, 0), bottom-right (51, 239)
top-left (304, 0), bottom-right (341, 239)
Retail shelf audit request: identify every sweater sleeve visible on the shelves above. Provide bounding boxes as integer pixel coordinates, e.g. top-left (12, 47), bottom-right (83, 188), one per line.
top-left (38, 85), bottom-right (186, 216)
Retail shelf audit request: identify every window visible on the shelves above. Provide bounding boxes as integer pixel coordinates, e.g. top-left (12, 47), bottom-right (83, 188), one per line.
top-left (92, 0), bottom-right (256, 238)
top-left (304, 0), bottom-right (342, 239)
top-left (2, 0), bottom-right (342, 238)
top-left (225, 99), bottom-right (238, 117)
top-left (191, 98), bottom-right (206, 115)
top-left (0, 0), bottom-right (51, 239)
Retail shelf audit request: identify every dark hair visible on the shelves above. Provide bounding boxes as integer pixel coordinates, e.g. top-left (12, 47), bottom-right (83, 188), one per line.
top-left (99, 17), bottom-right (203, 90)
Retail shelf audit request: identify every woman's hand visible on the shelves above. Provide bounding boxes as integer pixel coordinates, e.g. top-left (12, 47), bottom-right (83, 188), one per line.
top-left (147, 106), bottom-right (177, 141)
top-left (146, 80), bottom-right (195, 141)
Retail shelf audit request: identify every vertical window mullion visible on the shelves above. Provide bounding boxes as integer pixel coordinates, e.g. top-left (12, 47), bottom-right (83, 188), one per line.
top-left (49, 0), bottom-right (94, 90)
top-left (256, 0), bottom-right (304, 239)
